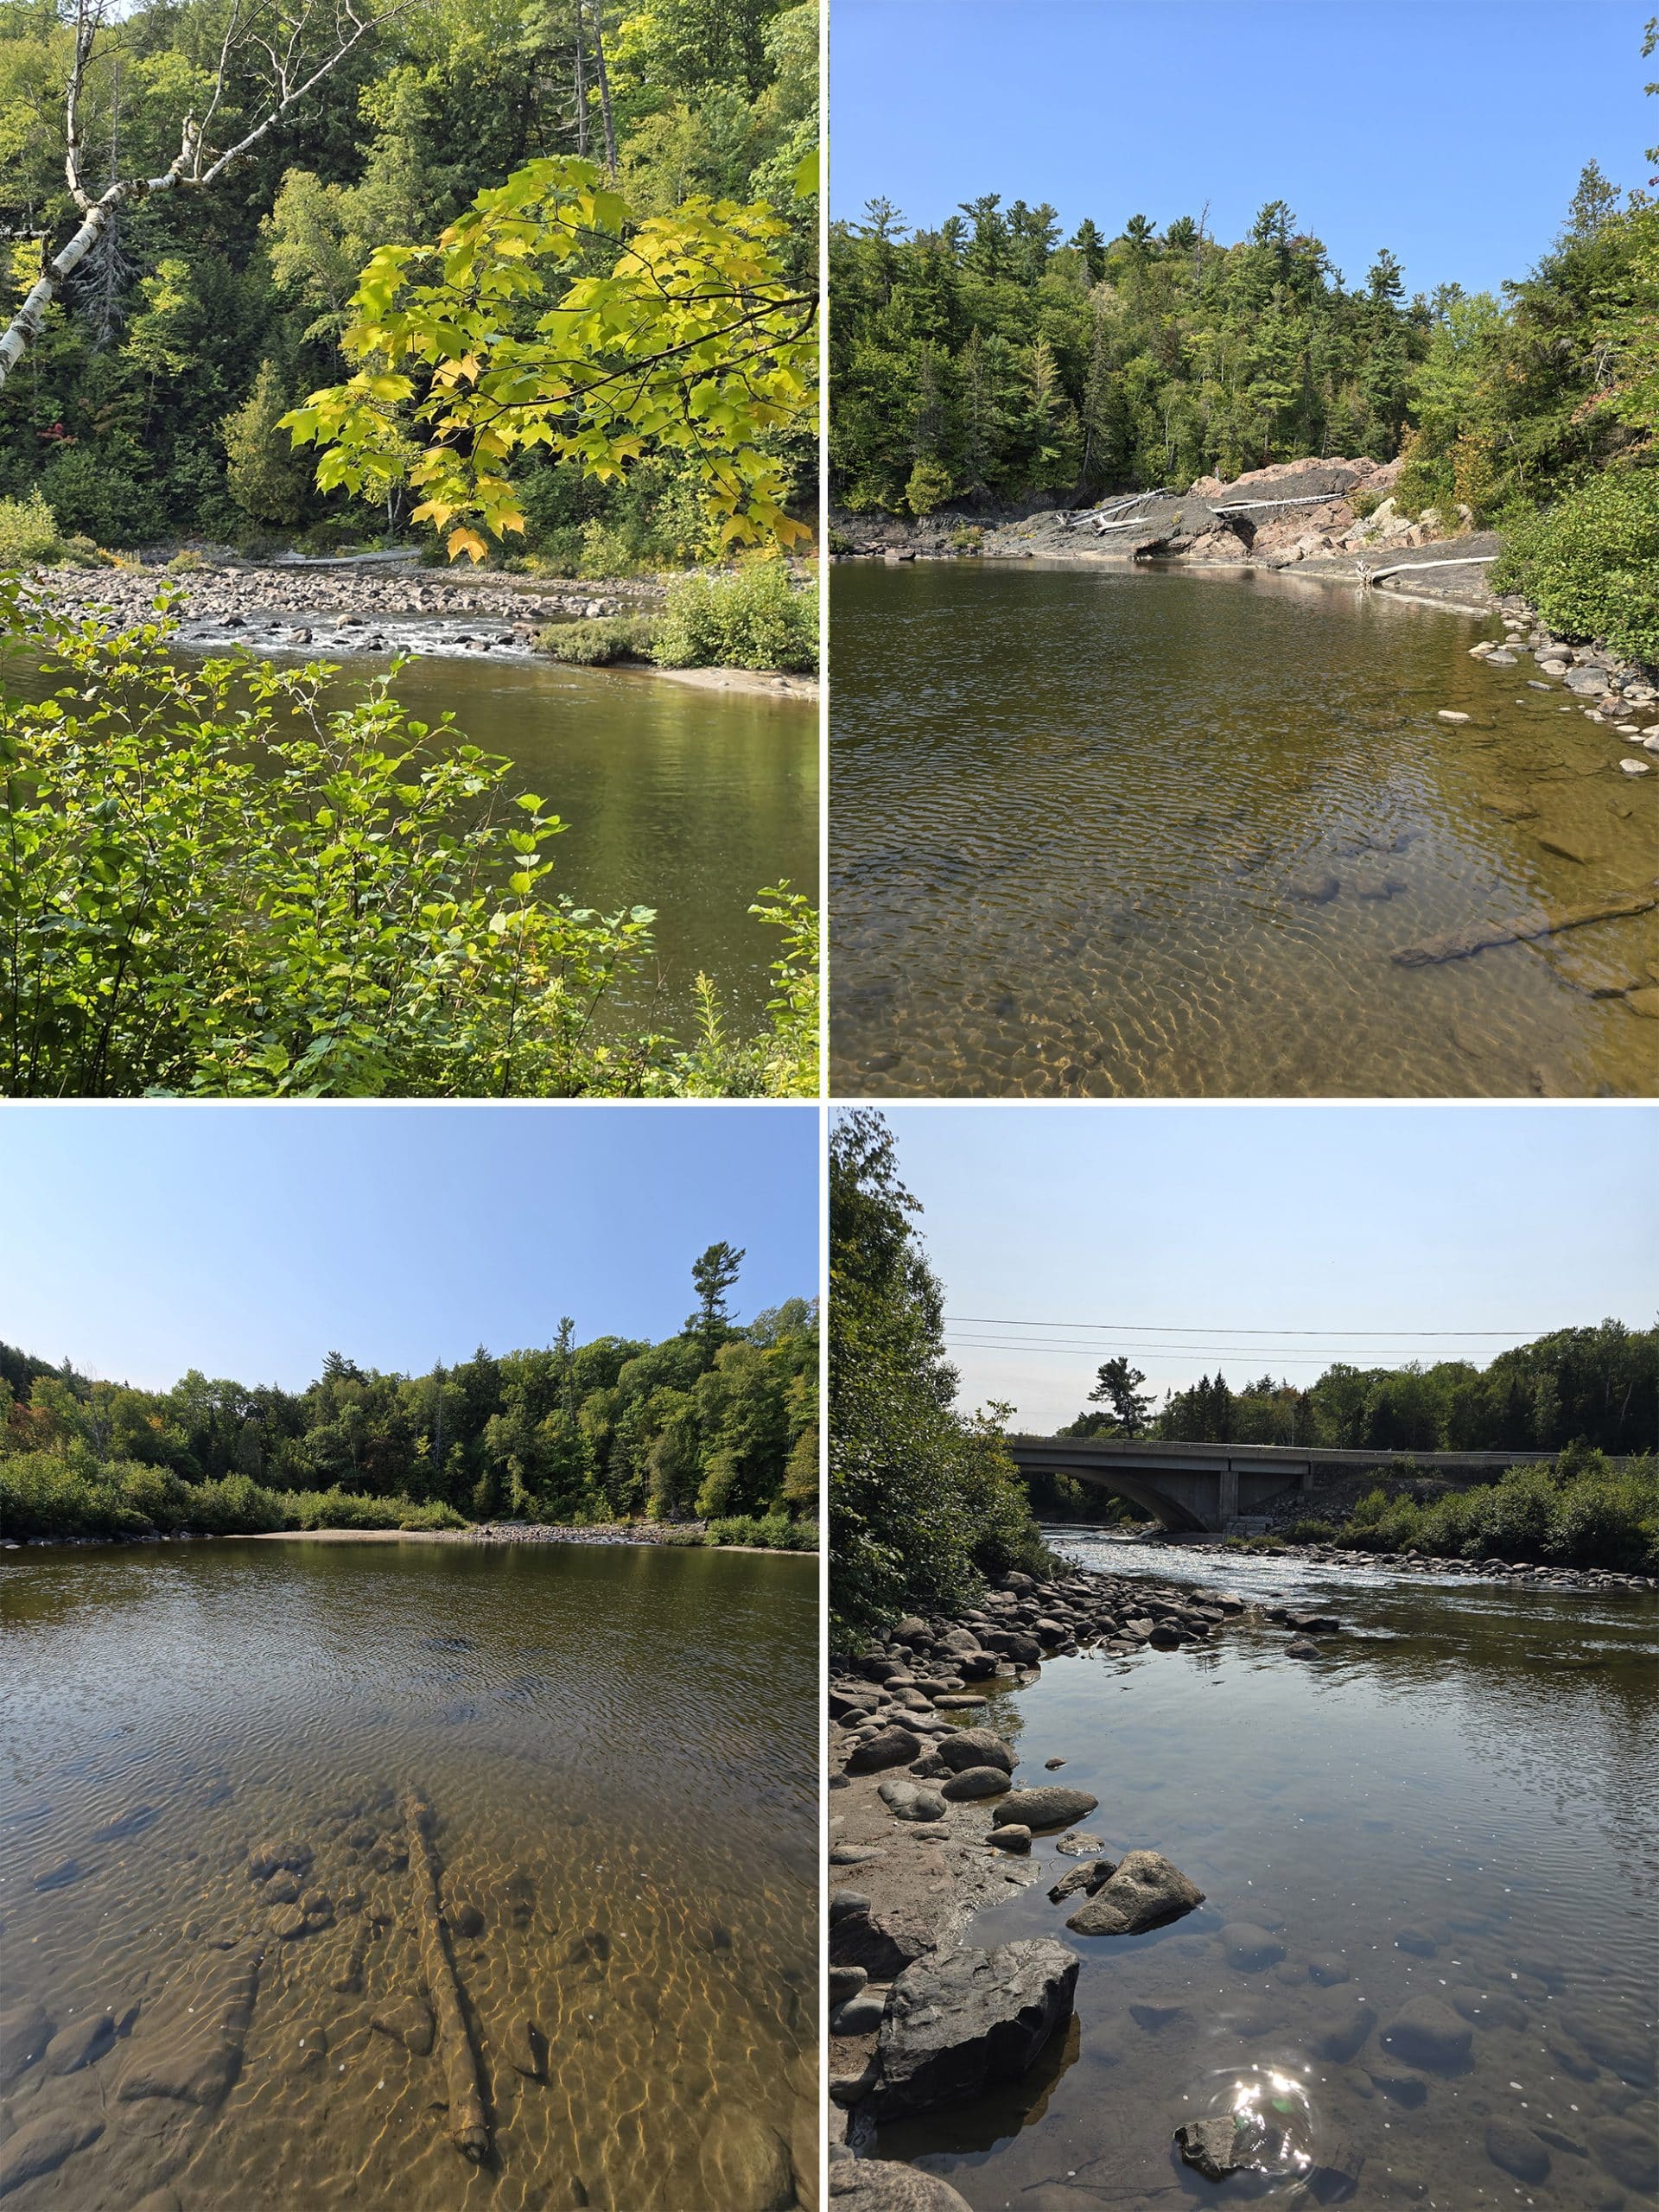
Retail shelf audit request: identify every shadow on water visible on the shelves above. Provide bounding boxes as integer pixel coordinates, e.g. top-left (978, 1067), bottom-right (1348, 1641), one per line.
top-left (878, 1534), bottom-right (1659, 2212)
top-left (830, 562), bottom-right (1659, 1096)
top-left (0, 1538), bottom-right (818, 2209)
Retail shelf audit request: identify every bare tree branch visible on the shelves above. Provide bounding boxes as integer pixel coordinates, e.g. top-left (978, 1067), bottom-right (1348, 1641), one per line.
top-left (1, 0), bottom-right (418, 391)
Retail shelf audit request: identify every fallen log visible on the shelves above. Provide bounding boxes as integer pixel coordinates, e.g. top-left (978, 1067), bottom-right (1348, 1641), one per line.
top-left (1391, 890), bottom-right (1659, 967)
top-left (403, 1791), bottom-right (490, 2161)
top-left (1362, 554), bottom-right (1499, 586)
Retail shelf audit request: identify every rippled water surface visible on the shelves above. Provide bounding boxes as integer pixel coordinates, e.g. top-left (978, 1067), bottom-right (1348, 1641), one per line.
top-left (364, 656), bottom-right (817, 1037)
top-left (0, 1538), bottom-right (817, 2210)
top-left (878, 1534), bottom-right (1659, 2211)
top-left (830, 563), bottom-right (1659, 1095)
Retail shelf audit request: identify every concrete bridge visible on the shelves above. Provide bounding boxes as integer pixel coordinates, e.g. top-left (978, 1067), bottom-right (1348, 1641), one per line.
top-left (1005, 1434), bottom-right (1554, 1534)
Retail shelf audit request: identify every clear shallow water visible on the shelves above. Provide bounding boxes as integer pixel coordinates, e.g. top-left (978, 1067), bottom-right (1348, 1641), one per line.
top-left (10, 643), bottom-right (817, 1041)
top-left (830, 563), bottom-right (1659, 1096)
top-left (877, 1534), bottom-right (1659, 2211)
top-left (0, 1539), bottom-right (817, 2211)
top-left (345, 655), bottom-right (817, 1037)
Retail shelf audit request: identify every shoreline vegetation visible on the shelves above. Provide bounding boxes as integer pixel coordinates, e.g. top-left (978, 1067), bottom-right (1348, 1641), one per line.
top-left (829, 112), bottom-right (1657, 665)
top-left (0, 1248), bottom-right (821, 1553)
top-left (1, 587), bottom-right (819, 1099)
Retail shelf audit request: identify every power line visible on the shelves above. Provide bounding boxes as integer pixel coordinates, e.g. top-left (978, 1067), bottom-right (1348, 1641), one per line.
top-left (943, 1338), bottom-right (1466, 1370)
top-left (945, 1313), bottom-right (1548, 1338)
top-left (944, 1331), bottom-right (1506, 1357)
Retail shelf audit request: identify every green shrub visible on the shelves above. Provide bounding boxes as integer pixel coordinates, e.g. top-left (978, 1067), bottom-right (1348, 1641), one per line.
top-left (279, 1488), bottom-right (466, 1531)
top-left (705, 1512), bottom-right (818, 1550)
top-left (654, 562), bottom-right (818, 673)
top-left (1493, 468), bottom-right (1659, 667)
top-left (1284, 1517), bottom-right (1337, 1544)
top-left (537, 615), bottom-right (658, 665)
top-left (0, 587), bottom-right (658, 1097)
top-left (1349, 487), bottom-right (1381, 519)
top-left (657, 1524), bottom-right (709, 1546)
top-left (905, 458), bottom-right (955, 518)
top-left (0, 492), bottom-right (63, 568)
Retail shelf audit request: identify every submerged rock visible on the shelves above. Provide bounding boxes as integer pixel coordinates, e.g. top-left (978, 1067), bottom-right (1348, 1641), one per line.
top-left (1486, 2120), bottom-right (1551, 2183)
top-left (699, 2104), bottom-right (792, 2212)
top-left (1065, 1850), bottom-right (1204, 1936)
top-left (1048, 1858), bottom-right (1114, 1904)
top-left (118, 1941), bottom-right (263, 2107)
top-left (0, 2112), bottom-right (104, 2197)
top-left (372, 1993), bottom-right (435, 2056)
top-left (1379, 1994), bottom-right (1471, 2070)
top-left (43, 2010), bottom-right (117, 2074)
top-left (1221, 1923), bottom-right (1285, 1970)
top-left (0, 1999), bottom-right (54, 2087)
top-left (875, 1939), bottom-right (1078, 2118)
top-left (248, 1839), bottom-right (312, 1880)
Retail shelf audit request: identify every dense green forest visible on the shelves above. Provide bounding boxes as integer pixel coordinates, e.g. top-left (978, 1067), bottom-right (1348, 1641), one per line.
top-left (829, 1108), bottom-right (1046, 1637)
top-left (0, 0), bottom-right (817, 564)
top-left (829, 43), bottom-right (1656, 539)
top-left (0, 1244), bottom-right (819, 1541)
top-left (1058, 1321), bottom-right (1659, 1459)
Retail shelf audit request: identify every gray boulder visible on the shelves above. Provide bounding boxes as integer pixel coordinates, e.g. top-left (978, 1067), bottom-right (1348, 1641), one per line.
top-left (846, 1727), bottom-right (922, 1774)
top-left (1065, 1850), bottom-right (1205, 1936)
top-left (940, 1767), bottom-right (1008, 1802)
top-left (936, 1729), bottom-right (1014, 1776)
top-left (1486, 2120), bottom-right (1550, 2184)
top-left (828, 2159), bottom-right (976, 2209)
top-left (1048, 1858), bottom-right (1114, 1904)
top-left (878, 1779), bottom-right (947, 1823)
top-left (1221, 1923), bottom-right (1285, 1970)
top-left (1176, 2117), bottom-right (1245, 2180)
top-left (990, 1786), bottom-right (1097, 1831)
top-left (876, 1940), bottom-right (1079, 2118)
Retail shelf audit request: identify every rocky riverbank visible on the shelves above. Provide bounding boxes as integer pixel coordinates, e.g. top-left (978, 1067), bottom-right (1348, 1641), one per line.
top-left (3, 1519), bottom-right (706, 1551)
top-left (827, 1560), bottom-right (1357, 2208)
top-left (1140, 1525), bottom-right (1659, 1594)
top-left (29, 554), bottom-right (655, 663)
top-left (22, 557), bottom-right (819, 696)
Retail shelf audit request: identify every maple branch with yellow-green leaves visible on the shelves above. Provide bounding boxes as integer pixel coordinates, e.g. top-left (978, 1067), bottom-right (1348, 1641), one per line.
top-left (283, 156), bottom-right (820, 563)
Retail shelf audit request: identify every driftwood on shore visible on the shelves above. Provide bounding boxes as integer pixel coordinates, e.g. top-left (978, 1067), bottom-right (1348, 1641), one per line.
top-left (403, 1790), bottom-right (491, 2161)
top-left (1391, 889), bottom-right (1659, 968)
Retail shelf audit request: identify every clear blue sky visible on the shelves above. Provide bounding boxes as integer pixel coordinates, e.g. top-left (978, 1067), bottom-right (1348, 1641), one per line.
top-left (831, 1), bottom-right (1657, 298)
top-left (0, 1107), bottom-right (819, 1390)
top-left (872, 1105), bottom-right (1658, 1428)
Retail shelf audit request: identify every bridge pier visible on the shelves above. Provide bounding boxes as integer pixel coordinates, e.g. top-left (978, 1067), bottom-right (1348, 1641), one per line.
top-left (1217, 1465), bottom-right (1237, 1529)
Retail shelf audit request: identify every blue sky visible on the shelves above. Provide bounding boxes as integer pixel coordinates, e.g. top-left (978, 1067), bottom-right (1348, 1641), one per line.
top-left (830, 1), bottom-right (1657, 298)
top-left (872, 1105), bottom-right (1658, 1428)
top-left (0, 1107), bottom-right (819, 1390)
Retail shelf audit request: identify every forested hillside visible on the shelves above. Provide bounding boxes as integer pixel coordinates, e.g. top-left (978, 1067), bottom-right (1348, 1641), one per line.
top-left (830, 136), bottom-right (1656, 526)
top-left (0, 0), bottom-right (817, 563)
top-left (1058, 1320), bottom-right (1659, 1458)
top-left (0, 1246), bottom-right (819, 1538)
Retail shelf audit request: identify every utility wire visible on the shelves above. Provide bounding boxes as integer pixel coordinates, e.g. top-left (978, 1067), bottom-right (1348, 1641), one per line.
top-left (945, 1313), bottom-right (1550, 1338)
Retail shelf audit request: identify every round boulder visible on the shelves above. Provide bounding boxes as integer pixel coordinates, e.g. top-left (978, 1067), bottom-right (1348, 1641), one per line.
top-left (1380, 1995), bottom-right (1472, 2071)
top-left (827, 2158), bottom-right (976, 2209)
top-left (990, 1787), bottom-right (1098, 1831)
top-left (940, 1767), bottom-right (1009, 1802)
top-left (935, 1730), bottom-right (1014, 1777)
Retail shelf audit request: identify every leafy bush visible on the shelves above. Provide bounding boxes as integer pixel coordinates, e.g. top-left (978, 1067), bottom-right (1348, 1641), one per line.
top-left (654, 562), bottom-right (818, 673)
top-left (1, 587), bottom-right (817, 1098)
top-left (1283, 1517), bottom-right (1337, 1544)
top-left (0, 1449), bottom-right (469, 1540)
top-left (704, 1512), bottom-right (818, 1550)
top-left (1493, 468), bottom-right (1659, 667)
top-left (1338, 1452), bottom-right (1657, 1569)
top-left (905, 458), bottom-right (955, 517)
top-left (0, 492), bottom-right (62, 567)
top-left (1349, 487), bottom-right (1381, 519)
top-left (280, 1488), bottom-right (467, 1531)
top-left (537, 615), bottom-right (658, 665)
top-left (658, 887), bottom-right (817, 1098)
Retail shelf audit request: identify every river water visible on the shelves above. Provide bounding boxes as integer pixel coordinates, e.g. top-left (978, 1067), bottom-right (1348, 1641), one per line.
top-left (876, 1534), bottom-right (1659, 2212)
top-left (341, 654), bottom-right (817, 1037)
top-left (830, 563), bottom-right (1659, 1096)
top-left (0, 1537), bottom-right (818, 2211)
